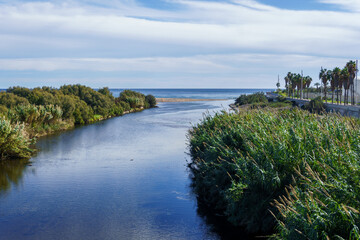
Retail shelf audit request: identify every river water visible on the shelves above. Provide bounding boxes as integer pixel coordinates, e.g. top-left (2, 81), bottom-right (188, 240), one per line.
top-left (0, 100), bottom-right (248, 240)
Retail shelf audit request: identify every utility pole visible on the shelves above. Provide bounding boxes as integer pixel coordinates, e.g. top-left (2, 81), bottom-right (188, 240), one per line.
top-left (356, 60), bottom-right (359, 105)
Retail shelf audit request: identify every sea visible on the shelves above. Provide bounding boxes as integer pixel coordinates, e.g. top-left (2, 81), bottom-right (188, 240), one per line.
top-left (109, 88), bottom-right (273, 99)
top-left (1, 88), bottom-right (274, 99)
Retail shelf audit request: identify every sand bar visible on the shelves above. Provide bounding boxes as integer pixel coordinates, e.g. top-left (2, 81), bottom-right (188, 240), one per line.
top-left (156, 98), bottom-right (228, 102)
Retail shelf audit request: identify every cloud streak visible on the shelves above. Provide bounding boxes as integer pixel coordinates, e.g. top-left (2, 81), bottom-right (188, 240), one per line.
top-left (0, 0), bottom-right (359, 88)
top-left (318, 0), bottom-right (360, 12)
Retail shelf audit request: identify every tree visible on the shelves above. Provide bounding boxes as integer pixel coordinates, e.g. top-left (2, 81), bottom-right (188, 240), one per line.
top-left (327, 70), bottom-right (334, 104)
top-left (145, 95), bottom-right (157, 108)
top-left (304, 76), bottom-right (312, 99)
top-left (332, 67), bottom-right (341, 104)
top-left (319, 68), bottom-right (328, 103)
top-left (284, 74), bottom-right (289, 96)
top-left (314, 82), bottom-right (320, 92)
top-left (294, 74), bottom-right (302, 98)
top-left (346, 61), bottom-right (357, 105)
top-left (341, 67), bottom-right (350, 105)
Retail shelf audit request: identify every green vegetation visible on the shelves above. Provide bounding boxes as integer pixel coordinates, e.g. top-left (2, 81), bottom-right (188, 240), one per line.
top-left (304, 96), bottom-right (325, 114)
top-left (284, 60), bottom-right (358, 105)
top-left (235, 92), bottom-right (268, 105)
top-left (284, 73), bottom-right (312, 99)
top-left (0, 118), bottom-right (33, 160)
top-left (188, 108), bottom-right (360, 239)
top-left (0, 85), bottom-right (156, 161)
top-left (235, 93), bottom-right (291, 109)
top-left (145, 94), bottom-right (157, 108)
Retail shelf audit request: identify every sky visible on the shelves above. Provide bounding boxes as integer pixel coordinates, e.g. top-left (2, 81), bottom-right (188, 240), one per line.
top-left (0, 0), bottom-right (359, 88)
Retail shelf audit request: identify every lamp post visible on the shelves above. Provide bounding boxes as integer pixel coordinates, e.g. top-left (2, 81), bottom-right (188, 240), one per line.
top-left (356, 60), bottom-right (358, 105)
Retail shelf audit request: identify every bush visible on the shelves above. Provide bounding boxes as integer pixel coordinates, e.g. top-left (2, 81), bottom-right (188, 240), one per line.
top-left (235, 92), bottom-right (268, 106)
top-left (8, 105), bottom-right (63, 125)
top-left (118, 90), bottom-right (146, 109)
top-left (145, 94), bottom-right (157, 108)
top-left (60, 85), bottom-right (114, 116)
top-left (0, 118), bottom-right (33, 160)
top-left (0, 92), bottom-right (29, 108)
top-left (0, 105), bottom-right (8, 116)
top-left (188, 109), bottom-right (360, 237)
top-left (305, 96), bottom-right (325, 114)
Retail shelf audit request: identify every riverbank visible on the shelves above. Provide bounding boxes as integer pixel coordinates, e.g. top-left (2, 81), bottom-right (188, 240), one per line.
top-left (156, 98), bottom-right (227, 102)
top-left (0, 86), bottom-right (156, 161)
top-left (188, 93), bottom-right (360, 239)
top-left (0, 100), bottom-right (235, 240)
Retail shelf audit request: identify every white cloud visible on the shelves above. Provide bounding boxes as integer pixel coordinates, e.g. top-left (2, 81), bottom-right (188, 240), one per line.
top-left (0, 56), bottom-right (233, 72)
top-left (0, 53), bottom-right (351, 87)
top-left (318, 0), bottom-right (360, 12)
top-left (0, 0), bottom-right (359, 87)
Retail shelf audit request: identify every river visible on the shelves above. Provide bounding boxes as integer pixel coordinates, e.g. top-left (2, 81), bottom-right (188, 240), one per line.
top-left (0, 100), bottom-right (252, 240)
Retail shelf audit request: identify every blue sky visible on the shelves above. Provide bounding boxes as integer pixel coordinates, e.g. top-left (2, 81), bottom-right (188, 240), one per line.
top-left (0, 0), bottom-right (359, 88)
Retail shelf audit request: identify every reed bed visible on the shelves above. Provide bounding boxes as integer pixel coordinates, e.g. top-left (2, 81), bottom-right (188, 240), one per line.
top-left (188, 108), bottom-right (360, 239)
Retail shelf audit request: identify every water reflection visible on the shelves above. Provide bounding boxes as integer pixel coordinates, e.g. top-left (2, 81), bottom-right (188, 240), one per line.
top-left (0, 159), bottom-right (30, 194)
top-left (0, 100), bottom-right (236, 240)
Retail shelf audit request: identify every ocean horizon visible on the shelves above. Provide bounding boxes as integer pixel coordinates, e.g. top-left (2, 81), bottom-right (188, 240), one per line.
top-left (1, 88), bottom-right (275, 100)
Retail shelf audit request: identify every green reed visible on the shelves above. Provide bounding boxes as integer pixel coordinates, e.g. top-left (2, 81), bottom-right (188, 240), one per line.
top-left (188, 108), bottom-right (360, 239)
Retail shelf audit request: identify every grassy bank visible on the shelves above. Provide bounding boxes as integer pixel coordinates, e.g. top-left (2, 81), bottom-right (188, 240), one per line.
top-left (188, 108), bottom-right (360, 239)
top-left (0, 85), bottom-right (156, 161)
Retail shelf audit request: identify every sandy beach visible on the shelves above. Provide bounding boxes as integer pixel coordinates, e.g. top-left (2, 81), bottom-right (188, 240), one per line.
top-left (156, 98), bottom-right (227, 102)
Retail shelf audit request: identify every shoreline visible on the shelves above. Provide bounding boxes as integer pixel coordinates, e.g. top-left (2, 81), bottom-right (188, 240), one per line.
top-left (156, 98), bottom-right (228, 102)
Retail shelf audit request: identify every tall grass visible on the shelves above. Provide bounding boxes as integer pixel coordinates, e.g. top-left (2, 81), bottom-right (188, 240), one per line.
top-left (188, 108), bottom-right (360, 238)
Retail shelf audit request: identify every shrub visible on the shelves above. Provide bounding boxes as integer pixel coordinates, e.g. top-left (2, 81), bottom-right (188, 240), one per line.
top-left (8, 105), bottom-right (63, 125)
top-left (98, 87), bottom-right (114, 99)
top-left (0, 105), bottom-right (8, 116)
top-left (118, 90), bottom-right (146, 108)
top-left (188, 109), bottom-right (360, 237)
top-left (145, 94), bottom-right (157, 108)
top-left (0, 118), bottom-right (33, 160)
top-left (235, 92), bottom-right (268, 106)
top-left (305, 96), bottom-right (325, 114)
top-left (0, 92), bottom-right (29, 108)
top-left (60, 84), bottom-right (114, 116)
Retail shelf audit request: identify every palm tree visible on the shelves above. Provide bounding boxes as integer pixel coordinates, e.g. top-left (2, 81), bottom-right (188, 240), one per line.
top-left (290, 73), bottom-right (297, 98)
top-left (294, 74), bottom-right (302, 98)
top-left (319, 68), bottom-right (328, 103)
top-left (286, 72), bottom-right (294, 97)
top-left (341, 67), bottom-right (350, 105)
top-left (284, 74), bottom-right (290, 96)
top-left (346, 61), bottom-right (357, 105)
top-left (304, 76), bottom-right (312, 99)
top-left (314, 82), bottom-right (320, 92)
top-left (327, 70), bottom-right (335, 104)
top-left (332, 67), bottom-right (341, 104)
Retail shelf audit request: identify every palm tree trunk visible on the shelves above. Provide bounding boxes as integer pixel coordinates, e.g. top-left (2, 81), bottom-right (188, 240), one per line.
top-left (339, 90), bottom-right (342, 104)
top-left (344, 90), bottom-right (346, 105)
